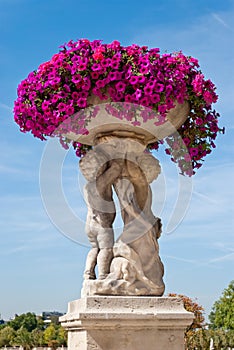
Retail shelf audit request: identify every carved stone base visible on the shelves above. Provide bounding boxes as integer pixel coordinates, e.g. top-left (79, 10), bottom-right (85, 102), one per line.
top-left (60, 296), bottom-right (194, 350)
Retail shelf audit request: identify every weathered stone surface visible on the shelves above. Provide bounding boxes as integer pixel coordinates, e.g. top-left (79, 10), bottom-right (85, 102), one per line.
top-left (65, 101), bottom-right (190, 146)
top-left (81, 239), bottom-right (164, 297)
top-left (60, 296), bottom-right (194, 350)
top-left (79, 135), bottom-right (165, 296)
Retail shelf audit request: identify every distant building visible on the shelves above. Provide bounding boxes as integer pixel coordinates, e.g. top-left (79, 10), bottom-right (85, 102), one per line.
top-left (42, 311), bottom-right (64, 325)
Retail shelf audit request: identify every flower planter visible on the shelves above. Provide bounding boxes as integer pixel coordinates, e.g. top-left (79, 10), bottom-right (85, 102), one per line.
top-left (65, 100), bottom-right (190, 146)
top-left (14, 39), bottom-right (222, 175)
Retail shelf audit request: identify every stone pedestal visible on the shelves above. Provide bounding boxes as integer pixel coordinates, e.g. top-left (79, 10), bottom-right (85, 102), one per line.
top-left (60, 296), bottom-right (194, 350)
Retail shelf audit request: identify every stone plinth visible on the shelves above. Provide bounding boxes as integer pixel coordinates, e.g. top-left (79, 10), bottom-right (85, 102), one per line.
top-left (60, 296), bottom-right (194, 350)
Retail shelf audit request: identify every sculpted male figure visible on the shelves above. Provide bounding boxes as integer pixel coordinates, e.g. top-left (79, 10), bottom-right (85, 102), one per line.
top-left (80, 134), bottom-right (164, 296)
top-left (79, 148), bottom-right (122, 280)
top-left (112, 152), bottom-right (165, 293)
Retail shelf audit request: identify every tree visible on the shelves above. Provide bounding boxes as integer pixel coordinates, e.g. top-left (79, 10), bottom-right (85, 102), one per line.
top-left (57, 326), bottom-right (67, 346)
top-left (36, 316), bottom-right (46, 330)
top-left (185, 329), bottom-right (210, 350)
top-left (12, 327), bottom-right (34, 350)
top-left (8, 312), bottom-right (38, 332)
top-left (43, 323), bottom-right (57, 345)
top-left (0, 326), bottom-right (15, 347)
top-left (209, 280), bottom-right (234, 330)
top-left (31, 328), bottom-right (45, 347)
top-left (43, 323), bottom-right (67, 348)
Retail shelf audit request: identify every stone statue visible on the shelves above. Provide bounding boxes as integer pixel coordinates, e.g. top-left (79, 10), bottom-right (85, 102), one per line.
top-left (79, 149), bottom-right (121, 280)
top-left (80, 133), bottom-right (165, 296)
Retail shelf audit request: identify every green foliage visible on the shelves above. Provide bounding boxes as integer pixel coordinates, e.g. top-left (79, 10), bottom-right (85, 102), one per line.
top-left (186, 329), bottom-right (210, 350)
top-left (8, 312), bottom-right (38, 332)
top-left (57, 326), bottom-right (67, 346)
top-left (43, 323), bottom-right (67, 347)
top-left (0, 326), bottom-right (15, 347)
top-left (43, 323), bottom-right (57, 343)
top-left (13, 327), bottom-right (34, 350)
top-left (186, 329), bottom-right (234, 350)
top-left (209, 280), bottom-right (234, 330)
top-left (36, 316), bottom-right (46, 330)
top-left (31, 328), bottom-right (45, 347)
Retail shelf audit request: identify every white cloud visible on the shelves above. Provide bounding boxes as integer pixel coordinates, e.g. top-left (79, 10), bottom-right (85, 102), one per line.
top-left (212, 12), bottom-right (231, 29)
top-left (208, 252), bottom-right (234, 263)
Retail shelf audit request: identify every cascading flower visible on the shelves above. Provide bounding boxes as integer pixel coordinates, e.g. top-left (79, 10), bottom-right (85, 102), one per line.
top-left (14, 39), bottom-right (223, 175)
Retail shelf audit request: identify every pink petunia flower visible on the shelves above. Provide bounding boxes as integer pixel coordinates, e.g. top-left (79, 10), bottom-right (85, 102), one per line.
top-left (115, 82), bottom-right (126, 92)
top-left (129, 76), bottom-right (139, 85)
top-left (77, 98), bottom-right (87, 108)
top-left (189, 147), bottom-right (199, 157)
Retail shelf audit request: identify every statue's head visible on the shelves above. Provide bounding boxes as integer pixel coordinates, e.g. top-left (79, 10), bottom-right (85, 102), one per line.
top-left (79, 150), bottom-right (108, 182)
top-left (137, 153), bottom-right (161, 183)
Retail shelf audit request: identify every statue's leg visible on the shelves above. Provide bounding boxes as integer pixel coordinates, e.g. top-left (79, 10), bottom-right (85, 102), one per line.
top-left (97, 248), bottom-right (114, 279)
top-left (96, 227), bottom-right (114, 279)
top-left (83, 247), bottom-right (99, 280)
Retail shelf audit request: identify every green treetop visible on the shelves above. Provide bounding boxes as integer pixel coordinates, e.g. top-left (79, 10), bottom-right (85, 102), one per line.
top-left (209, 280), bottom-right (234, 330)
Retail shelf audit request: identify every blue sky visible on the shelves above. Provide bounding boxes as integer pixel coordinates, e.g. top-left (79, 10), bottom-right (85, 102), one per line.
top-left (0, 0), bottom-right (234, 321)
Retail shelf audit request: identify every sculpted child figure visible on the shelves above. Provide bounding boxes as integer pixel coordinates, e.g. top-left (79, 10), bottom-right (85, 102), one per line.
top-left (79, 147), bottom-right (122, 280)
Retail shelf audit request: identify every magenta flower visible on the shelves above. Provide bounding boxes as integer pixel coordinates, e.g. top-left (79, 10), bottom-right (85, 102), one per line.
top-left (58, 102), bottom-right (67, 112)
top-left (14, 39), bottom-right (222, 176)
top-left (125, 94), bottom-right (134, 103)
top-left (66, 106), bottom-right (74, 115)
top-left (129, 76), bottom-right (139, 85)
top-left (151, 94), bottom-right (160, 104)
top-left (92, 63), bottom-right (102, 71)
top-left (203, 91), bottom-right (215, 105)
top-left (137, 76), bottom-right (146, 84)
top-left (108, 72), bottom-right (118, 81)
top-left (72, 92), bottom-right (79, 100)
top-left (96, 80), bottom-right (106, 88)
top-left (77, 98), bottom-right (87, 108)
top-left (101, 58), bottom-right (111, 68)
top-left (78, 63), bottom-right (87, 71)
top-left (91, 71), bottom-right (99, 79)
top-left (140, 66), bottom-right (149, 74)
top-left (140, 96), bottom-right (150, 106)
top-left (189, 148), bottom-right (199, 157)
top-left (134, 89), bottom-right (142, 100)
top-left (195, 118), bottom-right (203, 126)
top-left (115, 82), bottom-right (126, 92)
top-left (155, 83), bottom-right (164, 92)
top-left (192, 74), bottom-right (204, 95)
top-left (144, 85), bottom-right (153, 95)
top-left (72, 74), bottom-right (82, 84)
top-left (110, 61), bottom-right (120, 69)
top-left (158, 104), bottom-right (167, 114)
top-left (42, 101), bottom-right (50, 111)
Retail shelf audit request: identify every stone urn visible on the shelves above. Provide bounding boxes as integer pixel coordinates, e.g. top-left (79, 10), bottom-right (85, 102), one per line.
top-left (66, 99), bottom-right (190, 146)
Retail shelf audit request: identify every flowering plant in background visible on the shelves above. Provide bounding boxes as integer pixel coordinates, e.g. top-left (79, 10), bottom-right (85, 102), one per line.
top-left (14, 39), bottom-right (223, 175)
